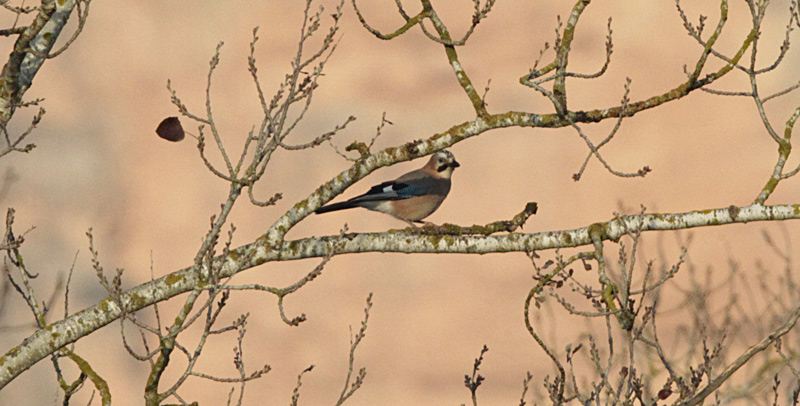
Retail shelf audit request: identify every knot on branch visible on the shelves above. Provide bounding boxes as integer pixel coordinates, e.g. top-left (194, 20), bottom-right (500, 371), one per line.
top-left (345, 141), bottom-right (370, 159)
top-left (403, 139), bottom-right (423, 155)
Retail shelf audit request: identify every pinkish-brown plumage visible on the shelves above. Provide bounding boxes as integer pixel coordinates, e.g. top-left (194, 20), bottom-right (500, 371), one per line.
top-left (315, 150), bottom-right (459, 224)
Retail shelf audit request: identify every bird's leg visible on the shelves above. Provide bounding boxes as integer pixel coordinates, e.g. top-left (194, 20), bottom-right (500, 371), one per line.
top-left (420, 220), bottom-right (448, 234)
top-left (401, 220), bottom-right (445, 234)
top-left (401, 219), bottom-right (436, 233)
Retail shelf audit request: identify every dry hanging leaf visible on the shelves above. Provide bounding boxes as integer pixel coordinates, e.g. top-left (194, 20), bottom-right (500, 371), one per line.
top-left (155, 117), bottom-right (185, 142)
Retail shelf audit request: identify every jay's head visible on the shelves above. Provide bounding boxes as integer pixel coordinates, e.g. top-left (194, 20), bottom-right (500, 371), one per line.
top-left (426, 150), bottom-right (460, 178)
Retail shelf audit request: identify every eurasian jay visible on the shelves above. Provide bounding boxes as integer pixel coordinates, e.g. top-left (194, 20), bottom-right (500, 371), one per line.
top-left (315, 150), bottom-right (459, 226)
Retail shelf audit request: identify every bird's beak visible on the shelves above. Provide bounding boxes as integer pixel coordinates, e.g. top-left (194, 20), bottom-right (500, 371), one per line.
top-left (450, 160), bottom-right (460, 168)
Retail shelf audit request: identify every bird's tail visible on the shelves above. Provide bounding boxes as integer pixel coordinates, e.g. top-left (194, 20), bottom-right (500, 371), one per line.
top-left (315, 201), bottom-right (358, 214)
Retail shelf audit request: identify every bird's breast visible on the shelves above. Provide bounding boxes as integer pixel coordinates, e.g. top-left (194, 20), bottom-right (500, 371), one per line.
top-left (387, 194), bottom-right (446, 221)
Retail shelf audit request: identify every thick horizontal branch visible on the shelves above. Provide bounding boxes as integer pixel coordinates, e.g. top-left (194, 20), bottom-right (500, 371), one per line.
top-left (2, 203), bottom-right (799, 388)
top-left (278, 204), bottom-right (800, 258)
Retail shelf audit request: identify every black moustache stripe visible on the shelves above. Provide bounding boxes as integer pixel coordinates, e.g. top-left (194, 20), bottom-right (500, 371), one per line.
top-left (437, 164), bottom-right (449, 172)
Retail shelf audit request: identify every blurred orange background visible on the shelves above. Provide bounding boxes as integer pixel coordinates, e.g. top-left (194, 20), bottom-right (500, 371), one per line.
top-left (1, 0), bottom-right (800, 404)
